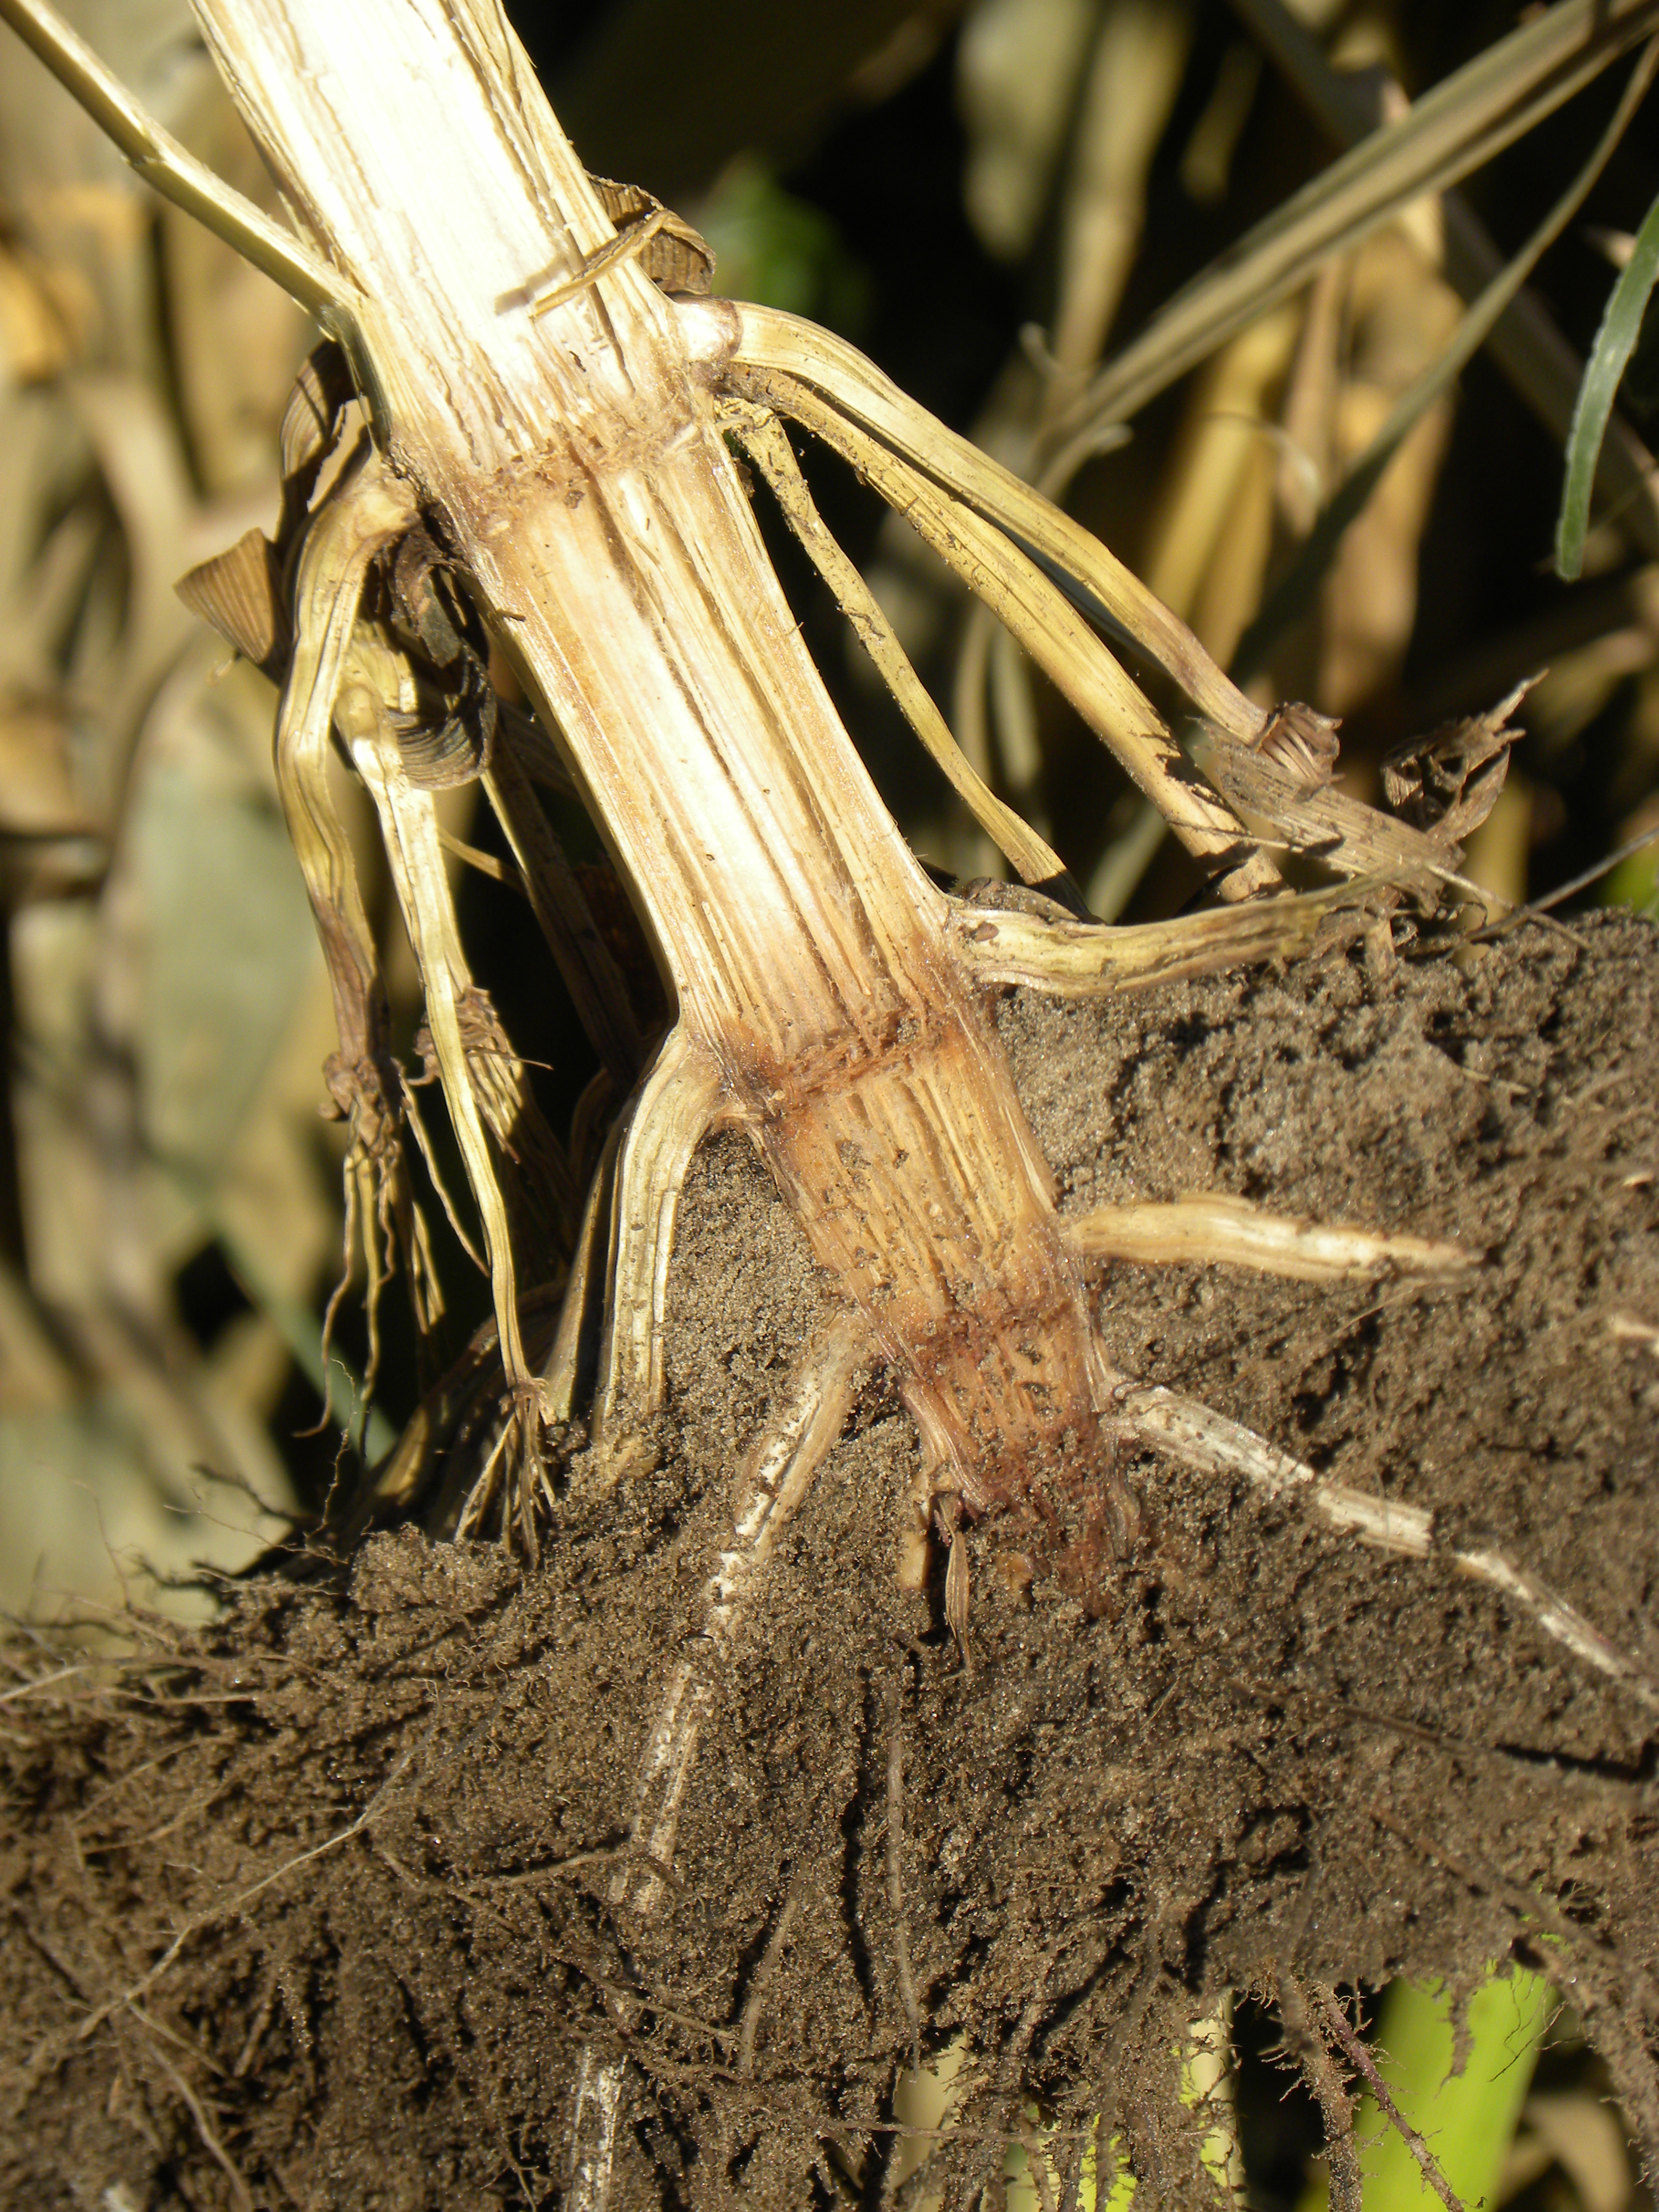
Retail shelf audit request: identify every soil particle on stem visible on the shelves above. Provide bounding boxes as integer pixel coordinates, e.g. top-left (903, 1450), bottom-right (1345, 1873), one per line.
top-left (3, 917), bottom-right (1657, 2210)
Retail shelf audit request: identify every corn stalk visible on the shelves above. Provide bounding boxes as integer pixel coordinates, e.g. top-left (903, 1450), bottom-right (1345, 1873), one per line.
top-left (14, 0), bottom-right (1320, 1547)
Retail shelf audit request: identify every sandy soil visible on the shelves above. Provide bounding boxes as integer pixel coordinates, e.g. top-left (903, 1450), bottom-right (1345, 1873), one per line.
top-left (3, 914), bottom-right (1656, 2210)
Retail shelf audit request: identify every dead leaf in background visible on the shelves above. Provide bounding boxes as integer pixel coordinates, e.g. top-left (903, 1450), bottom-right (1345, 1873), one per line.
top-left (0, 1), bottom-right (322, 1615)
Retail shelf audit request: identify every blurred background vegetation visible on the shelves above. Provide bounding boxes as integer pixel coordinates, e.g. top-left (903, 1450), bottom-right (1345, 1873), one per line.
top-left (1, 3), bottom-right (1656, 2201)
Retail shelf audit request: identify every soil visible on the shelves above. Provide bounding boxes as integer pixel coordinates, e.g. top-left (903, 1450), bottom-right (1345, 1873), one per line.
top-left (3, 913), bottom-right (1657, 2212)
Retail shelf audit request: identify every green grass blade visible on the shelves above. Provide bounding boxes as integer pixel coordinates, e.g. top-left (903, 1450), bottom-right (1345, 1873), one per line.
top-left (1358, 1970), bottom-right (1552, 2210)
top-left (1556, 186), bottom-right (1659, 577)
top-left (1235, 0), bottom-right (1659, 552)
top-left (1296, 1969), bottom-right (1552, 2212)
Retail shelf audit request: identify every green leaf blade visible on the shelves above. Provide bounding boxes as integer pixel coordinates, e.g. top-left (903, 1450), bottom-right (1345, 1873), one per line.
top-left (1557, 185), bottom-right (1659, 577)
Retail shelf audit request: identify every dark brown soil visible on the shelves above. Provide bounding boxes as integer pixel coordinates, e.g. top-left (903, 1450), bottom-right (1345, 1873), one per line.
top-left (4, 915), bottom-right (1657, 2211)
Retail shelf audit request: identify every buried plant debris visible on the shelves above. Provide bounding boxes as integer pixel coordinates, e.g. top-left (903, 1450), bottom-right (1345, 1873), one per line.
top-left (4, 915), bottom-right (1658, 2210)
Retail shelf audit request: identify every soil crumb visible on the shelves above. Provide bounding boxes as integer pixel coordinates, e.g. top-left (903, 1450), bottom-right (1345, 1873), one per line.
top-left (3, 916), bottom-right (1657, 2210)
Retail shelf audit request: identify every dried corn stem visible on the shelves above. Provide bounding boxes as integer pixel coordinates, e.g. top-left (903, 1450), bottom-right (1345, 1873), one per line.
top-left (0, 2), bottom-right (1546, 1634)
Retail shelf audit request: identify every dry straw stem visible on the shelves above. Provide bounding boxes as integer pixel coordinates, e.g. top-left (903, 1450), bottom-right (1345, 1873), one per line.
top-left (9, 0), bottom-right (1643, 1706)
top-left (4, 9), bottom-right (1657, 2203)
top-left (117, 0), bottom-right (1306, 1548)
top-left (0, 0), bottom-right (1503, 1552)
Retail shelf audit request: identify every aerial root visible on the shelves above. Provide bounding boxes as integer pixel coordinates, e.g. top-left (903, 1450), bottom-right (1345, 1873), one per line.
top-left (617, 1308), bottom-right (869, 1916)
top-left (947, 876), bottom-right (1378, 997)
top-left (896, 1458), bottom-right (980, 1667)
top-left (272, 446), bottom-right (443, 1427)
top-left (541, 1024), bottom-right (723, 1486)
top-left (541, 1110), bottom-right (624, 1425)
top-left (267, 435), bottom-right (576, 1480)
top-left (1063, 1192), bottom-right (1475, 1282)
top-left (888, 1666), bottom-right (921, 2069)
top-left (942, 1496), bottom-right (972, 1672)
top-left (562, 1310), bottom-right (869, 2212)
top-left (591, 1025), bottom-right (723, 1459)
top-left (736, 1875), bottom-right (803, 2079)
top-left (724, 398), bottom-right (1072, 895)
top-left (337, 618), bottom-right (558, 1401)
top-left (696, 297), bottom-right (1271, 757)
top-left (726, 356), bottom-right (1279, 900)
top-left (1119, 1383), bottom-right (1659, 1712)
top-left (896, 1457), bottom-right (936, 1595)
top-left (312, 1055), bottom-right (442, 1435)
top-left (449, 1391), bottom-right (555, 1554)
top-left (565, 2047), bottom-right (628, 2212)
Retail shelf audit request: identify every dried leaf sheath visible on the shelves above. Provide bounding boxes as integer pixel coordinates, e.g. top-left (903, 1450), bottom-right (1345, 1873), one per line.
top-left (270, 445), bottom-right (444, 1384)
